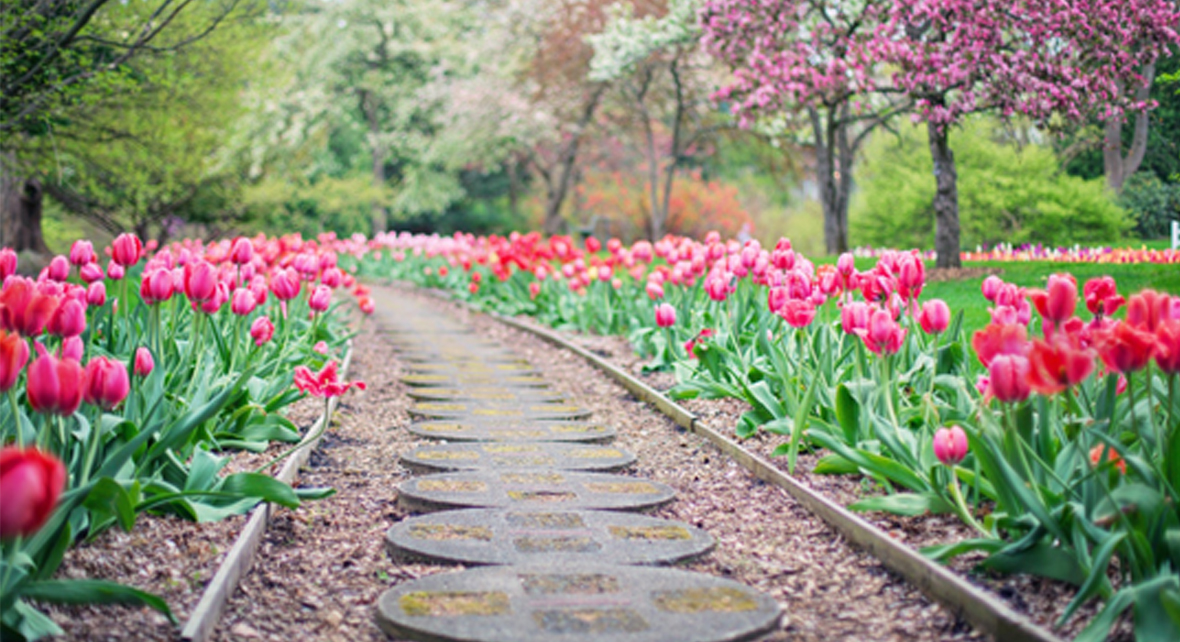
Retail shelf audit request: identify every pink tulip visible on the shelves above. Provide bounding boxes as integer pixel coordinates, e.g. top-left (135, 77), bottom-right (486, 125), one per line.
top-left (231, 288), bottom-right (256, 316)
top-left (654, 303), bottom-right (677, 328)
top-left (46, 256), bottom-right (69, 282)
top-left (106, 260), bottom-right (124, 281)
top-left (0, 447), bottom-right (66, 539)
top-left (110, 233), bottom-right (143, 267)
top-left (779, 300), bottom-right (816, 328)
top-left (981, 275), bottom-right (1003, 302)
top-left (918, 299), bottom-right (951, 335)
top-left (229, 237), bottom-right (254, 265)
top-left (59, 337), bottom-right (83, 362)
top-left (134, 347), bottom-right (154, 377)
top-left (0, 249), bottom-right (17, 280)
top-left (47, 298), bottom-right (86, 338)
top-left (308, 284), bottom-right (331, 313)
top-left (836, 252), bottom-right (855, 276)
top-left (989, 355), bottom-right (1031, 404)
top-left (250, 316), bottom-right (274, 346)
top-left (79, 262), bottom-right (104, 283)
top-left (933, 426), bottom-right (968, 466)
top-left (270, 268), bottom-right (301, 301)
top-left (139, 267), bottom-right (174, 304)
top-left (69, 240), bottom-right (96, 266)
top-left (840, 301), bottom-right (871, 335)
top-left (183, 260), bottom-right (217, 303)
top-left (82, 356), bottom-right (130, 410)
top-left (857, 309), bottom-right (906, 355)
top-left (313, 341), bottom-right (328, 355)
top-left (26, 343), bottom-right (84, 416)
top-left (645, 281), bottom-right (664, 300)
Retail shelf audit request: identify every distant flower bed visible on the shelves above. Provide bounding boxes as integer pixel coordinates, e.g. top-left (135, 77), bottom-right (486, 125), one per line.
top-left (850, 243), bottom-right (1179, 264)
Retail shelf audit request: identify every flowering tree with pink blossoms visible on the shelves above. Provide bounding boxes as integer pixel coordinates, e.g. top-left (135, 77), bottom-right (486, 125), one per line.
top-left (875, 0), bottom-right (1179, 268)
top-left (700, 0), bottom-right (910, 256)
top-left (702, 0), bottom-right (1179, 263)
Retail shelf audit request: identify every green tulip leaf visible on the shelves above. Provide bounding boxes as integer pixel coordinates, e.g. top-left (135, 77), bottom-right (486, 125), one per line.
top-left (20, 579), bottom-right (175, 624)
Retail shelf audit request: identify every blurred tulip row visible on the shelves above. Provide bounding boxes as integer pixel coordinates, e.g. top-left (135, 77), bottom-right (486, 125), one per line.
top-left (361, 230), bottom-right (1180, 642)
top-left (0, 232), bottom-right (370, 639)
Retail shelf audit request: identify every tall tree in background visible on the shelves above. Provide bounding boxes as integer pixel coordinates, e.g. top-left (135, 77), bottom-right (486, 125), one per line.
top-left (878, 0), bottom-right (1178, 267)
top-left (701, 1), bottom-right (909, 255)
top-left (0, 0), bottom-right (250, 251)
top-left (589, 0), bottom-right (723, 240)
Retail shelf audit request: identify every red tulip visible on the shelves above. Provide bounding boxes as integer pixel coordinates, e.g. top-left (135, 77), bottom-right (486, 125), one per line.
top-left (250, 316), bottom-right (274, 346)
top-left (1089, 445), bottom-right (1126, 474)
top-left (1095, 321), bottom-right (1156, 374)
top-left (308, 284), bottom-right (331, 313)
top-left (1126, 290), bottom-right (1172, 333)
top-left (183, 260), bottom-right (217, 303)
top-left (0, 278), bottom-right (60, 337)
top-left (0, 447), bottom-right (66, 539)
top-left (134, 347), bottom-right (154, 377)
top-left (1155, 321), bottom-right (1180, 375)
top-left (229, 237), bottom-right (254, 265)
top-left (0, 329), bottom-right (29, 392)
top-left (69, 240), bottom-right (96, 266)
top-left (585, 237), bottom-right (601, 254)
top-left (918, 299), bottom-right (951, 335)
top-left (26, 343), bottom-right (84, 415)
top-left (320, 267), bottom-right (342, 288)
top-left (1027, 274), bottom-right (1077, 327)
top-left (82, 356), bottom-right (130, 410)
top-left (110, 233), bottom-right (143, 267)
top-left (896, 253), bottom-right (925, 302)
top-left (528, 282), bottom-right (541, 299)
top-left (654, 303), bottom-right (676, 328)
top-left (933, 426), bottom-right (968, 466)
top-left (46, 256), bottom-right (69, 282)
top-left (0, 249), bottom-right (17, 280)
top-left (989, 354), bottom-right (1031, 404)
top-left (1083, 276), bottom-right (1124, 317)
top-left (47, 298), bottom-right (86, 338)
top-left (971, 323), bottom-right (1028, 367)
top-left (293, 360), bottom-right (365, 398)
top-left (199, 282), bottom-right (228, 315)
top-left (780, 299), bottom-right (816, 328)
top-left (357, 297), bottom-right (374, 315)
top-left (1026, 338), bottom-right (1094, 395)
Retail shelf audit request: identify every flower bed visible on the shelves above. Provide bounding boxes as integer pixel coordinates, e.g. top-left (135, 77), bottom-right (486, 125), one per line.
top-left (361, 230), bottom-right (1180, 642)
top-left (1, 233), bottom-right (368, 639)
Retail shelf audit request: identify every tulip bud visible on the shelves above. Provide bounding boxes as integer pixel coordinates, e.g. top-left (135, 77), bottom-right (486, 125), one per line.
top-left (357, 297), bottom-right (374, 315)
top-left (110, 233), bottom-right (143, 267)
top-left (134, 347), bottom-right (154, 377)
top-left (78, 262), bottom-right (104, 284)
top-left (82, 356), bottom-right (130, 410)
top-left (140, 267), bottom-right (174, 305)
top-left (918, 299), bottom-right (951, 335)
top-left (47, 298), bottom-right (86, 338)
top-left (981, 275), bottom-right (1003, 302)
top-left (933, 426), bottom-right (968, 466)
top-left (0, 330), bottom-right (30, 392)
top-left (26, 343), bottom-right (84, 416)
top-left (183, 260), bottom-right (217, 303)
top-left (836, 252), bottom-right (855, 276)
top-left (107, 261), bottom-right (124, 281)
top-left (231, 288), bottom-right (257, 316)
top-left (69, 240), bottom-right (96, 266)
top-left (229, 237), bottom-right (254, 265)
top-left (250, 316), bottom-right (275, 346)
top-left (988, 354), bottom-right (1031, 404)
top-left (46, 256), bottom-right (70, 282)
top-left (308, 284), bottom-right (331, 313)
top-left (0, 249), bottom-right (17, 280)
top-left (270, 268), bottom-right (301, 301)
top-left (0, 447), bottom-right (67, 539)
top-left (320, 267), bottom-right (343, 288)
top-left (654, 303), bottom-right (676, 328)
top-left (313, 341), bottom-right (328, 355)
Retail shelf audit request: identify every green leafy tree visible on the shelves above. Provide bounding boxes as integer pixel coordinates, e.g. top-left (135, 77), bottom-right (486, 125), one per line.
top-left (852, 118), bottom-right (1132, 249)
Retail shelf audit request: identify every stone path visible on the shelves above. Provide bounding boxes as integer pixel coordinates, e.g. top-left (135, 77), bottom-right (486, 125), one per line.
top-left (374, 299), bottom-right (782, 641)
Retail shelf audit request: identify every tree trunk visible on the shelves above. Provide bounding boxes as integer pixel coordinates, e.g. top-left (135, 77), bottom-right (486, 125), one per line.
top-left (542, 86), bottom-right (605, 236)
top-left (360, 90), bottom-right (388, 234)
top-left (810, 107), bottom-right (850, 255)
top-left (657, 56), bottom-right (686, 242)
top-left (642, 112), bottom-right (662, 241)
top-left (928, 121), bottom-right (961, 269)
top-left (506, 157), bottom-right (520, 218)
top-left (1, 151), bottom-right (49, 254)
top-left (1103, 64), bottom-right (1154, 193)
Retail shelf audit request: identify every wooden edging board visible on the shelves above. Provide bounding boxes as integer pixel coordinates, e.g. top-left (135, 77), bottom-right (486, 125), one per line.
top-left (401, 283), bottom-right (1062, 642)
top-left (180, 341), bottom-right (354, 642)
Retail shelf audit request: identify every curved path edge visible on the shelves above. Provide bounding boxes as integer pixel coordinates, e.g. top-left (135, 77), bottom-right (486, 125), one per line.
top-left (406, 283), bottom-right (1063, 642)
top-left (179, 341), bottom-right (355, 642)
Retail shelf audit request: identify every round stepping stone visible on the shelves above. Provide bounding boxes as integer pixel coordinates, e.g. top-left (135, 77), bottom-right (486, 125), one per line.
top-left (374, 563), bottom-right (781, 642)
top-left (397, 470), bottom-right (676, 512)
top-left (401, 443), bottom-right (635, 472)
top-left (398, 353), bottom-right (529, 366)
top-left (408, 421), bottom-right (615, 443)
top-left (408, 363), bottom-right (540, 375)
top-left (386, 509), bottom-right (713, 566)
top-left (408, 402), bottom-right (592, 421)
top-left (401, 374), bottom-right (549, 388)
top-left (406, 387), bottom-right (565, 403)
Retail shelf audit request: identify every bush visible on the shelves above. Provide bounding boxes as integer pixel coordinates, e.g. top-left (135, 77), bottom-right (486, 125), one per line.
top-left (1118, 172), bottom-right (1180, 239)
top-left (852, 118), bottom-right (1133, 249)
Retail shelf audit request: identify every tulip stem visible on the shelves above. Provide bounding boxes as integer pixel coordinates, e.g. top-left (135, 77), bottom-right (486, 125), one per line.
top-left (947, 472), bottom-right (989, 537)
top-left (8, 387), bottom-right (24, 447)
